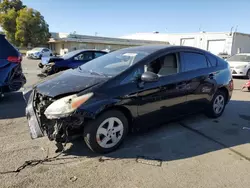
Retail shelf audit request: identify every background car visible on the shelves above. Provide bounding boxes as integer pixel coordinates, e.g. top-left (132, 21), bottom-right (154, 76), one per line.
top-left (26, 47), bottom-right (53, 59)
top-left (0, 34), bottom-right (26, 97)
top-left (227, 53), bottom-right (250, 78)
top-left (39, 49), bottom-right (107, 76)
top-left (24, 45), bottom-right (233, 153)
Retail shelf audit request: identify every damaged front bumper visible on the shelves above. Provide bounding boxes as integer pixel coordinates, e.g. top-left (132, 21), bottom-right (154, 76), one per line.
top-left (25, 90), bottom-right (44, 139)
top-left (24, 90), bottom-right (85, 142)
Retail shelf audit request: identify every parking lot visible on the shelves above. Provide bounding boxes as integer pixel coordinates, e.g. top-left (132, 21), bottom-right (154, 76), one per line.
top-left (0, 57), bottom-right (250, 188)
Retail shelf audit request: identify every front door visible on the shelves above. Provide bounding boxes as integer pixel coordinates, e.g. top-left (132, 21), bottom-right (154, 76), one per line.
top-left (136, 52), bottom-right (188, 128)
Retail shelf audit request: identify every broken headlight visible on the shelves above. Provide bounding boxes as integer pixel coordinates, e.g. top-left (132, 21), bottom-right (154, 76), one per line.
top-left (44, 93), bottom-right (93, 119)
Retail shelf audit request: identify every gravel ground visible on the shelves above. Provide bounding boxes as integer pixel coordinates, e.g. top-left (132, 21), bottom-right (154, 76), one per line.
top-left (0, 58), bottom-right (250, 188)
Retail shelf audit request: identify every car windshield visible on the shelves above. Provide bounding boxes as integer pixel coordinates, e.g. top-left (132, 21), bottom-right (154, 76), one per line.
top-left (78, 49), bottom-right (149, 76)
top-left (32, 48), bottom-right (43, 51)
top-left (227, 54), bottom-right (250, 62)
top-left (62, 50), bottom-right (82, 59)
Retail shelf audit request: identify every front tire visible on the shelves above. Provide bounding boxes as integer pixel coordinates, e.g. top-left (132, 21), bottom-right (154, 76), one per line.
top-left (83, 110), bottom-right (128, 153)
top-left (205, 90), bottom-right (226, 118)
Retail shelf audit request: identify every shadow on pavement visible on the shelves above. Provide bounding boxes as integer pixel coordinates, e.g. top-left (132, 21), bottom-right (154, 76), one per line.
top-left (63, 100), bottom-right (250, 163)
top-left (0, 92), bottom-right (26, 119)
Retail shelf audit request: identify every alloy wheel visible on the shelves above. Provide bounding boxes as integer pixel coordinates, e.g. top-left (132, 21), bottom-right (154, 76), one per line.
top-left (96, 117), bottom-right (124, 148)
top-left (213, 95), bottom-right (225, 114)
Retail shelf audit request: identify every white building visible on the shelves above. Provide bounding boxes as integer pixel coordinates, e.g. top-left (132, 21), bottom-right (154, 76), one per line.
top-left (121, 31), bottom-right (250, 56)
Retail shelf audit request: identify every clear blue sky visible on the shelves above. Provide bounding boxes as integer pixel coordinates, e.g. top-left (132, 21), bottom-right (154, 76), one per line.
top-left (22, 0), bottom-right (250, 37)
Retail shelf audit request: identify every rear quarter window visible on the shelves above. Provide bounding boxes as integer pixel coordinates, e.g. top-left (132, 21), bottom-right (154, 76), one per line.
top-left (0, 35), bottom-right (18, 59)
top-left (217, 58), bottom-right (228, 67)
top-left (206, 53), bottom-right (218, 67)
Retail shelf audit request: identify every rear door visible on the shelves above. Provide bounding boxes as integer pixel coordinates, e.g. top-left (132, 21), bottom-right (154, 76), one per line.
top-left (179, 51), bottom-right (217, 111)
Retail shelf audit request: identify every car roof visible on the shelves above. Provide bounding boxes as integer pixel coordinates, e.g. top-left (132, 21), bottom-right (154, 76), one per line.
top-left (72, 49), bottom-right (107, 53)
top-left (121, 45), bottom-right (209, 54)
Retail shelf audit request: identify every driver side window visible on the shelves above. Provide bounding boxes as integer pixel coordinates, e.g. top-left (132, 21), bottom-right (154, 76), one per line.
top-left (74, 52), bottom-right (93, 61)
top-left (146, 53), bottom-right (179, 76)
top-left (121, 67), bottom-right (143, 84)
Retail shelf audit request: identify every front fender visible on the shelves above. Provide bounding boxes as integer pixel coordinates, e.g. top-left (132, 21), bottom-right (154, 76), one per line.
top-left (76, 97), bottom-right (120, 119)
top-left (76, 96), bottom-right (137, 120)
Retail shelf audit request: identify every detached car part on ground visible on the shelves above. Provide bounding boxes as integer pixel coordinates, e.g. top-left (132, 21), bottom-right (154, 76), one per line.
top-left (0, 34), bottom-right (26, 96)
top-left (242, 80), bottom-right (250, 91)
top-left (23, 45), bottom-right (233, 154)
top-left (38, 49), bottom-right (107, 76)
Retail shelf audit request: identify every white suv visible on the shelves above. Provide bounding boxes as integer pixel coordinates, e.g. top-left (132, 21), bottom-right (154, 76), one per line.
top-left (227, 53), bottom-right (250, 78)
top-left (26, 47), bottom-right (52, 59)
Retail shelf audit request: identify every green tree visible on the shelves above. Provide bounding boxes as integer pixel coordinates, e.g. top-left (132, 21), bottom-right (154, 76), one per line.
top-left (0, 0), bottom-right (50, 47)
top-left (0, 8), bottom-right (18, 43)
top-left (15, 8), bottom-right (50, 47)
top-left (0, 0), bottom-right (24, 12)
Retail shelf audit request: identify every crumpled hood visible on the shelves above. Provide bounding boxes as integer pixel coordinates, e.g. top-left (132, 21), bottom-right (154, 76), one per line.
top-left (36, 69), bottom-right (108, 98)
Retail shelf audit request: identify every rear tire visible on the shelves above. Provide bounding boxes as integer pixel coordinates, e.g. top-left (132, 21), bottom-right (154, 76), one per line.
top-left (83, 110), bottom-right (128, 153)
top-left (205, 90), bottom-right (226, 118)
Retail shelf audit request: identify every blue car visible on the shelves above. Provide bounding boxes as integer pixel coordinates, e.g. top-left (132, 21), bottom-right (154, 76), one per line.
top-left (0, 34), bottom-right (26, 97)
top-left (39, 49), bottom-right (107, 76)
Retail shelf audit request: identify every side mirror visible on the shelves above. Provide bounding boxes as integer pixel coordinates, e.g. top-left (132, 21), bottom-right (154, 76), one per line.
top-left (141, 71), bottom-right (159, 82)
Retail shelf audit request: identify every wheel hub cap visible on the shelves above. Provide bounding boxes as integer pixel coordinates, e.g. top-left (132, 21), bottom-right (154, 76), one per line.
top-left (213, 95), bottom-right (225, 114)
top-left (96, 117), bottom-right (124, 148)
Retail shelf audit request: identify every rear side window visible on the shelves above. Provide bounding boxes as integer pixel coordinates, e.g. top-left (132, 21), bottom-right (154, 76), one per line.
top-left (0, 35), bottom-right (18, 59)
top-left (206, 53), bottom-right (217, 66)
top-left (217, 58), bottom-right (227, 66)
top-left (94, 52), bottom-right (106, 58)
top-left (180, 52), bottom-right (208, 72)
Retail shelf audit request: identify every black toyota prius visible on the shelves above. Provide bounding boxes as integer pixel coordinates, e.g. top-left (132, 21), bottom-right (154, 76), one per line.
top-left (24, 45), bottom-right (233, 153)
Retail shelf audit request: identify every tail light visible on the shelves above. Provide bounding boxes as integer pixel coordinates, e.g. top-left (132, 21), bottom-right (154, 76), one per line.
top-left (7, 56), bottom-right (22, 63)
top-left (229, 79), bottom-right (234, 90)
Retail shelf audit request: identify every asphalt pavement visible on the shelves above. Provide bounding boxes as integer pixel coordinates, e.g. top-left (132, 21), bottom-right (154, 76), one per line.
top-left (0, 58), bottom-right (250, 188)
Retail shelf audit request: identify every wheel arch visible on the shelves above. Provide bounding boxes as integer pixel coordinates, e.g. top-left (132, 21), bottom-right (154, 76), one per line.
top-left (217, 86), bottom-right (229, 103)
top-left (95, 105), bottom-right (133, 130)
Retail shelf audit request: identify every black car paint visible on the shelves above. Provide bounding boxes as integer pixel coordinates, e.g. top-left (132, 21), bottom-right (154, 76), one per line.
top-left (26, 45), bottom-right (233, 138)
top-left (74, 46), bottom-right (232, 128)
